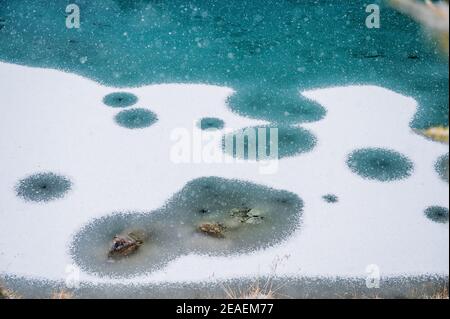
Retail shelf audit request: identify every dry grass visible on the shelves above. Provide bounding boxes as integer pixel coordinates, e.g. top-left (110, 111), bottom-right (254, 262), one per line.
top-left (390, 1), bottom-right (449, 145)
top-left (221, 255), bottom-right (291, 299)
top-left (421, 126), bottom-right (450, 143)
top-left (0, 284), bottom-right (74, 299)
top-left (50, 290), bottom-right (74, 299)
top-left (0, 284), bottom-right (21, 299)
top-left (425, 284), bottom-right (449, 299)
top-left (390, 0), bottom-right (449, 54)
top-left (223, 277), bottom-right (281, 299)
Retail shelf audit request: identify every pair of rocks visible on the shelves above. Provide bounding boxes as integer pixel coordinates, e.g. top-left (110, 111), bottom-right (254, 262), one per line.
top-left (230, 207), bottom-right (265, 225)
top-left (107, 208), bottom-right (265, 258)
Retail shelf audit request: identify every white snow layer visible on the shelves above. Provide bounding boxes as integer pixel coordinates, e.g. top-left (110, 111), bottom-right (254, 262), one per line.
top-left (0, 62), bottom-right (448, 285)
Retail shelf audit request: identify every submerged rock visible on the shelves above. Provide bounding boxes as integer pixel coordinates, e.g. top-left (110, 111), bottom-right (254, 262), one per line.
top-left (108, 231), bottom-right (145, 259)
top-left (230, 207), bottom-right (252, 218)
top-left (244, 215), bottom-right (265, 225)
top-left (230, 207), bottom-right (265, 224)
top-left (198, 223), bottom-right (227, 238)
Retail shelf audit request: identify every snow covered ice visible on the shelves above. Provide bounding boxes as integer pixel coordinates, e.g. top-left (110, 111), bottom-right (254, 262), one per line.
top-left (0, 0), bottom-right (448, 297)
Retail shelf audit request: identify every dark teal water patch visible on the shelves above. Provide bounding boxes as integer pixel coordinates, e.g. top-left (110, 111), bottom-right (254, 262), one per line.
top-left (227, 86), bottom-right (326, 124)
top-left (70, 177), bottom-right (303, 278)
top-left (222, 125), bottom-right (316, 160)
top-left (15, 172), bottom-right (72, 202)
top-left (103, 92), bottom-right (138, 108)
top-left (198, 117), bottom-right (225, 130)
top-left (424, 206), bottom-right (449, 224)
top-left (0, 0), bottom-right (447, 128)
top-left (323, 194), bottom-right (339, 204)
top-left (435, 153), bottom-right (449, 183)
top-left (114, 108), bottom-right (157, 129)
top-left (347, 148), bottom-right (414, 182)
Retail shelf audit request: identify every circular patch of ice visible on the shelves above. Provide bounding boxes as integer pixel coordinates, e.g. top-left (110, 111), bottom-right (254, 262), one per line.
top-left (15, 172), bottom-right (72, 202)
top-left (103, 92), bottom-right (138, 108)
top-left (346, 148), bottom-right (413, 182)
top-left (114, 108), bottom-right (158, 129)
top-left (424, 206), bottom-right (449, 224)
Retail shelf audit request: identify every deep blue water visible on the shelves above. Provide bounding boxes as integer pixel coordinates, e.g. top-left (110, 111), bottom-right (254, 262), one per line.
top-left (0, 0), bottom-right (448, 128)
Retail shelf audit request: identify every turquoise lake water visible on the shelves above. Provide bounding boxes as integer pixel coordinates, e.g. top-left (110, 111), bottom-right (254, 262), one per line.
top-left (0, 0), bottom-right (448, 129)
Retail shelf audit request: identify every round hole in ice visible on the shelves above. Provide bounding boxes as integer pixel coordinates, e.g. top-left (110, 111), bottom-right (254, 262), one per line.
top-left (103, 92), bottom-right (138, 108)
top-left (322, 194), bottom-right (339, 203)
top-left (15, 172), bottom-right (72, 202)
top-left (424, 206), bottom-right (449, 224)
top-left (346, 148), bottom-right (413, 182)
top-left (198, 117), bottom-right (225, 131)
top-left (114, 108), bottom-right (158, 129)
top-left (435, 153), bottom-right (449, 183)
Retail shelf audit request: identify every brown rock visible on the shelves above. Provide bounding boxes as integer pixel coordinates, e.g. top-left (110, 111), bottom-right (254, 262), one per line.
top-left (198, 222), bottom-right (226, 238)
top-left (108, 232), bottom-right (144, 259)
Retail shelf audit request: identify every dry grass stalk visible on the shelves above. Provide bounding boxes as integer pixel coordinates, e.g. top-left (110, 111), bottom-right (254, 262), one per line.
top-left (0, 284), bottom-right (21, 299)
top-left (390, 0), bottom-right (449, 54)
top-left (222, 255), bottom-right (291, 299)
top-left (51, 290), bottom-right (74, 299)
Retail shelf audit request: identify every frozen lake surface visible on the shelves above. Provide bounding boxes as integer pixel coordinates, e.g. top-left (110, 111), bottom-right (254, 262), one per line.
top-left (0, 0), bottom-right (448, 297)
top-left (0, 62), bottom-right (448, 288)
